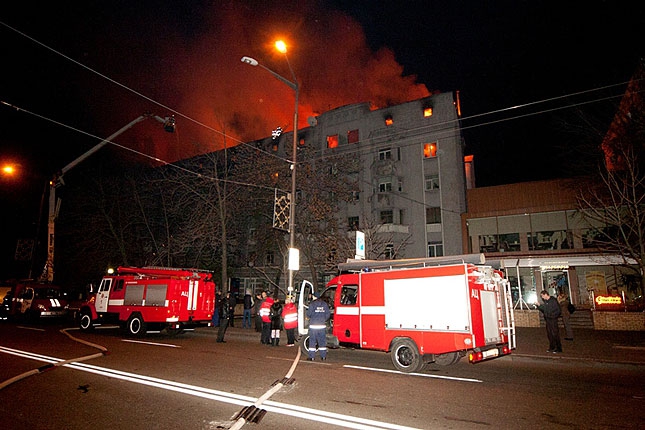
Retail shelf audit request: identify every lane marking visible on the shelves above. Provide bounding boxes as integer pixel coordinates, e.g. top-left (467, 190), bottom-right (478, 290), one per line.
top-left (1, 346), bottom-right (421, 429)
top-left (344, 365), bottom-right (483, 383)
top-left (121, 339), bottom-right (181, 348)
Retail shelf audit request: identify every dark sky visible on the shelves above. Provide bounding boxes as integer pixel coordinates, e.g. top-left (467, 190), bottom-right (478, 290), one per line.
top-left (1, 1), bottom-right (643, 279)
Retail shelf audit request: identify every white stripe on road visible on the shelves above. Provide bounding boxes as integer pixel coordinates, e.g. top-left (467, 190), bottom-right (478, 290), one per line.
top-left (121, 339), bottom-right (181, 348)
top-left (344, 364), bottom-right (483, 383)
top-left (1, 346), bottom-right (421, 430)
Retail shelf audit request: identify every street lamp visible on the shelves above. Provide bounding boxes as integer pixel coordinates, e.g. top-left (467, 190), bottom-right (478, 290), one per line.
top-left (241, 41), bottom-right (299, 295)
top-left (40, 113), bottom-right (175, 282)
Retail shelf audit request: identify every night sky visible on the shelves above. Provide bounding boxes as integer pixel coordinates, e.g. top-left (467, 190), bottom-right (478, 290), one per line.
top-left (1, 1), bottom-right (643, 279)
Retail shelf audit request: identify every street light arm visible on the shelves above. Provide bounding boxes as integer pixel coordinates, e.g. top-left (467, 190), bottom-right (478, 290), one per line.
top-left (241, 56), bottom-right (297, 91)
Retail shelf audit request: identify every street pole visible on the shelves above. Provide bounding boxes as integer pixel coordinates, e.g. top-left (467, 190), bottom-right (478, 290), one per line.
top-left (241, 49), bottom-right (299, 295)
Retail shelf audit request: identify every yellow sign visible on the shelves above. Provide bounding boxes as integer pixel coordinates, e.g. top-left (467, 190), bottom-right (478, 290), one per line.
top-left (595, 295), bottom-right (623, 306)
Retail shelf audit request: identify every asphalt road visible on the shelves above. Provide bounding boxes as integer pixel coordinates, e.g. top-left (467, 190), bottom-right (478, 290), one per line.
top-left (1, 320), bottom-right (644, 429)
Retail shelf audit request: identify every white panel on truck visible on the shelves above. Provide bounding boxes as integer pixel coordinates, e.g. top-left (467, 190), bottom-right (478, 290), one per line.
top-left (481, 290), bottom-right (501, 343)
top-left (383, 274), bottom-right (470, 331)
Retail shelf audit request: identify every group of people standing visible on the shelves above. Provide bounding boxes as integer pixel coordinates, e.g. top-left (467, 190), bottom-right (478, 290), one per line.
top-left (213, 288), bottom-right (331, 361)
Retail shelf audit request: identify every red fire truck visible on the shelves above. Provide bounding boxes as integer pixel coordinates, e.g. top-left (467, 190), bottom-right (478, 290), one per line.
top-left (78, 266), bottom-right (215, 336)
top-left (297, 254), bottom-right (515, 372)
top-left (3, 281), bottom-right (68, 321)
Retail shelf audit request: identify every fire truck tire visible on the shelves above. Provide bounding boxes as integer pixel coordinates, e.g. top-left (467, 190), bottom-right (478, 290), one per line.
top-left (432, 352), bottom-right (461, 366)
top-left (126, 313), bottom-right (147, 336)
top-left (79, 311), bottom-right (94, 331)
top-left (391, 338), bottom-right (424, 373)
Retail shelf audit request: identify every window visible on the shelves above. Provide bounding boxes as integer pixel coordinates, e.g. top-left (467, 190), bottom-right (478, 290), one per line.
top-left (326, 134), bottom-right (339, 148)
top-left (425, 174), bottom-right (439, 190)
top-left (380, 210), bottom-right (393, 224)
top-left (340, 285), bottom-right (357, 305)
top-left (299, 137), bottom-right (306, 147)
top-left (378, 149), bottom-right (392, 160)
top-left (347, 129), bottom-right (359, 144)
top-left (384, 243), bottom-right (395, 259)
top-left (424, 142), bottom-right (437, 158)
top-left (428, 243), bottom-right (443, 257)
top-left (384, 115), bottom-right (393, 126)
top-left (265, 251), bottom-right (275, 266)
top-left (426, 207), bottom-right (441, 224)
top-left (379, 181), bottom-right (392, 192)
top-left (348, 216), bottom-right (359, 231)
top-left (351, 191), bottom-right (360, 201)
top-left (423, 107), bottom-right (433, 117)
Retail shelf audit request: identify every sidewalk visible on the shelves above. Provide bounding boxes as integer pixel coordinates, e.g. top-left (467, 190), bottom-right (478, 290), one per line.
top-left (201, 325), bottom-right (645, 366)
top-left (512, 327), bottom-right (645, 365)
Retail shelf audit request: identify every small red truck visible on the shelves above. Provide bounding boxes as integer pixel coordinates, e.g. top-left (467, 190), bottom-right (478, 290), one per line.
top-left (297, 254), bottom-right (515, 372)
top-left (78, 266), bottom-right (215, 336)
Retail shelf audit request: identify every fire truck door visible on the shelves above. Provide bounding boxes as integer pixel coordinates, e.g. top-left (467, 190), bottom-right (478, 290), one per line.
top-left (334, 284), bottom-right (359, 344)
top-left (96, 279), bottom-right (112, 313)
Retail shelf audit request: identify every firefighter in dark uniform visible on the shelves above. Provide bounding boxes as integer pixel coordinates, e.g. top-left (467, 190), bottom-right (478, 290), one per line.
top-left (305, 290), bottom-right (330, 360)
top-left (216, 292), bottom-right (230, 343)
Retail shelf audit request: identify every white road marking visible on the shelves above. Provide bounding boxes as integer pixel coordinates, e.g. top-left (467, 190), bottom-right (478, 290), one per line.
top-left (344, 364), bottom-right (483, 383)
top-left (121, 339), bottom-right (181, 348)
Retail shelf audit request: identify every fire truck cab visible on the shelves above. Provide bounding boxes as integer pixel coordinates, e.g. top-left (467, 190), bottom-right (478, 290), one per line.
top-left (297, 254), bottom-right (515, 372)
top-left (78, 266), bottom-right (215, 336)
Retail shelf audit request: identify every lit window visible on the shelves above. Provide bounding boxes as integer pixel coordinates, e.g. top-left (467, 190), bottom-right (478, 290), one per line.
top-left (424, 142), bottom-right (437, 158)
top-left (299, 138), bottom-right (305, 147)
top-left (271, 143), bottom-right (278, 152)
top-left (347, 129), bottom-right (359, 144)
top-left (423, 107), bottom-right (433, 117)
top-left (379, 181), bottom-right (392, 192)
top-left (378, 149), bottom-right (392, 160)
top-left (426, 207), bottom-right (441, 224)
top-left (425, 174), bottom-right (439, 190)
top-left (384, 115), bottom-right (393, 126)
top-left (327, 134), bottom-right (339, 148)
top-left (380, 210), bottom-right (393, 224)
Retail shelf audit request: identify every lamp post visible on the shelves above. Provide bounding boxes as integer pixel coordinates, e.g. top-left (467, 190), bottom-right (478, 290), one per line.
top-left (241, 42), bottom-right (299, 295)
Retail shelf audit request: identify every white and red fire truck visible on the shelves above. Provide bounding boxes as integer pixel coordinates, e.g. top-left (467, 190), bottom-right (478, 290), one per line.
top-left (297, 254), bottom-right (515, 372)
top-left (78, 266), bottom-right (215, 336)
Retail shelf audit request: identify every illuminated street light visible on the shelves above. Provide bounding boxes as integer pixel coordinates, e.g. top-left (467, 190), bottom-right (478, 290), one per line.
top-left (241, 41), bottom-right (299, 294)
top-left (2, 164), bottom-right (16, 176)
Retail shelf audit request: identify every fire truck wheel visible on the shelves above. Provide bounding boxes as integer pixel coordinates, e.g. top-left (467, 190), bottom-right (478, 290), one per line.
top-left (391, 338), bottom-right (424, 373)
top-left (126, 313), bottom-right (147, 336)
top-left (79, 311), bottom-right (94, 331)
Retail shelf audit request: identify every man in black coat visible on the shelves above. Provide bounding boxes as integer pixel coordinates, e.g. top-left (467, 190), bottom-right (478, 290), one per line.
top-left (216, 292), bottom-right (231, 343)
top-left (536, 290), bottom-right (562, 353)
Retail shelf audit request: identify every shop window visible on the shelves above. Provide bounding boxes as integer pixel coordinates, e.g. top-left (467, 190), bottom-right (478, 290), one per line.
top-left (528, 230), bottom-right (571, 251)
top-left (424, 142), bottom-right (437, 158)
top-left (479, 234), bottom-right (499, 253)
top-left (425, 174), bottom-right (439, 190)
top-left (380, 210), bottom-right (393, 224)
top-left (347, 129), bottom-right (359, 144)
top-left (326, 134), bottom-right (339, 148)
top-left (498, 233), bottom-right (520, 252)
top-left (425, 207), bottom-right (441, 224)
top-left (378, 148), bottom-right (392, 160)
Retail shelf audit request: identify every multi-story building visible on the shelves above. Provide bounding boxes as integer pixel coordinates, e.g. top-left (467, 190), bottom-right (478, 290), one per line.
top-left (233, 92), bottom-right (469, 291)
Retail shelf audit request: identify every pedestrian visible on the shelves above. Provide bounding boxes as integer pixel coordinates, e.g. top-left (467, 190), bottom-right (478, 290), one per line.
top-left (270, 298), bottom-right (283, 346)
top-left (242, 289), bottom-right (253, 328)
top-left (557, 290), bottom-right (574, 341)
top-left (253, 291), bottom-right (263, 332)
top-left (216, 291), bottom-right (230, 343)
top-left (306, 290), bottom-right (330, 360)
top-left (212, 290), bottom-right (221, 327)
top-left (259, 292), bottom-right (274, 345)
top-left (282, 297), bottom-right (298, 347)
top-left (536, 290), bottom-right (562, 353)
top-left (228, 291), bottom-right (237, 327)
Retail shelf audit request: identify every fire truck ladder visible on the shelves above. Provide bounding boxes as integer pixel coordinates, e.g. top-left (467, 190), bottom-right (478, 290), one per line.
top-left (502, 278), bottom-right (517, 350)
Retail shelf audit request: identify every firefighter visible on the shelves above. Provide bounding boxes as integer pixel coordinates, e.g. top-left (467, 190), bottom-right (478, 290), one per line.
top-left (306, 290), bottom-right (330, 360)
top-left (270, 298), bottom-right (283, 346)
top-left (259, 292), bottom-right (274, 345)
top-left (282, 297), bottom-right (298, 346)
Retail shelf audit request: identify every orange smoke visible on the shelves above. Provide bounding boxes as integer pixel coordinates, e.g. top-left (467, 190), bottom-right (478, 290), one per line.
top-left (95, 2), bottom-right (430, 164)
